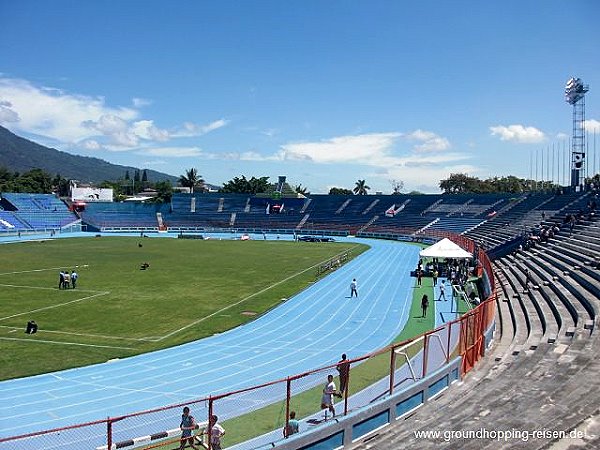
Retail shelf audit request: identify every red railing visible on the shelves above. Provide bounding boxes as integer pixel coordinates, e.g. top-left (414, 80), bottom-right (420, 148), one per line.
top-left (0, 233), bottom-right (496, 450)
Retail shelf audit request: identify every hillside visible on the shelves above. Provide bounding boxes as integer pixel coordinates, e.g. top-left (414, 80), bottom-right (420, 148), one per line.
top-left (0, 125), bottom-right (178, 184)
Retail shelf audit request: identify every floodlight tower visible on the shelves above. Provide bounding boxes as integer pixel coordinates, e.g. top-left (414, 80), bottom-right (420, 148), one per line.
top-left (565, 77), bottom-right (589, 188)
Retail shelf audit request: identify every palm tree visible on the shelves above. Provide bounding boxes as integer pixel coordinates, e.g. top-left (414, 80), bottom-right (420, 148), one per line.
top-left (353, 179), bottom-right (370, 195)
top-left (294, 184), bottom-right (310, 195)
top-left (179, 168), bottom-right (205, 194)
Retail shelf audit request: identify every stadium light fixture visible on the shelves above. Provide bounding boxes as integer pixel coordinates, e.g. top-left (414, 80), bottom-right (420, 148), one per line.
top-left (565, 77), bottom-right (588, 105)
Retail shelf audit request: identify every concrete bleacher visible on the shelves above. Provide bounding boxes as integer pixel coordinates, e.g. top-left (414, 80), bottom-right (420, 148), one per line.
top-left (351, 205), bottom-right (600, 450)
top-left (465, 192), bottom-right (589, 252)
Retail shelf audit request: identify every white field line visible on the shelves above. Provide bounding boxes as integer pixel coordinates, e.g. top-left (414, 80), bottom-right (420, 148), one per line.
top-left (0, 336), bottom-right (135, 350)
top-left (0, 283), bottom-right (98, 292)
top-left (0, 266), bottom-right (82, 276)
top-left (0, 290), bottom-right (110, 321)
top-left (0, 325), bottom-right (153, 342)
top-left (156, 245), bottom-right (362, 341)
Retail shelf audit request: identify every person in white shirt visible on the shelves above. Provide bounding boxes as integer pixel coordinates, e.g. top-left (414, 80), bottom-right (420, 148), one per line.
top-left (438, 282), bottom-right (446, 301)
top-left (350, 278), bottom-right (358, 298)
top-left (203, 414), bottom-right (225, 450)
top-left (71, 270), bottom-right (78, 289)
top-left (320, 374), bottom-right (339, 419)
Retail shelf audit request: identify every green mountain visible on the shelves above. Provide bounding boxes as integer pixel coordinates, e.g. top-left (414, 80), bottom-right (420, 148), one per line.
top-left (0, 125), bottom-right (178, 184)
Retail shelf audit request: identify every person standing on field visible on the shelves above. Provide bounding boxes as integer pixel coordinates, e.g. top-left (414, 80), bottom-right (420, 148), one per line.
top-left (71, 270), bottom-right (78, 289)
top-left (438, 282), bottom-right (446, 301)
top-left (63, 271), bottom-right (70, 289)
top-left (421, 294), bottom-right (429, 318)
top-left (350, 278), bottom-right (358, 298)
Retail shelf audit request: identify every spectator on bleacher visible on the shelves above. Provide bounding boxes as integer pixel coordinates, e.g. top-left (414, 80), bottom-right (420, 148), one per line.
top-left (553, 223), bottom-right (560, 235)
top-left (179, 406), bottom-right (199, 450)
top-left (524, 269), bottom-right (530, 290)
top-left (283, 411), bottom-right (300, 437)
top-left (336, 354), bottom-right (350, 395)
top-left (350, 278), bottom-right (358, 298)
top-left (71, 270), bottom-right (78, 289)
top-left (569, 215), bottom-right (576, 233)
top-left (421, 294), bottom-right (429, 318)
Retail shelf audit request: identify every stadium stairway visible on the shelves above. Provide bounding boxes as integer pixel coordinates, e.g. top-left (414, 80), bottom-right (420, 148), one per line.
top-left (350, 256), bottom-right (600, 449)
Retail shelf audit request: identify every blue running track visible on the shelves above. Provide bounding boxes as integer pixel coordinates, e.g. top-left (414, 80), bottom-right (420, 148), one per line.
top-left (0, 235), bottom-right (421, 448)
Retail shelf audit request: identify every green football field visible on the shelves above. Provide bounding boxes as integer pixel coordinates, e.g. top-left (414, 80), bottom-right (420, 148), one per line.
top-left (0, 236), bottom-right (367, 381)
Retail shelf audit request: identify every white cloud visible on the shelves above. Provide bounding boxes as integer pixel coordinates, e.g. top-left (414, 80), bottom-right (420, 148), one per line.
top-left (262, 128), bottom-right (278, 137)
top-left (83, 114), bottom-right (140, 148)
top-left (142, 159), bottom-right (167, 166)
top-left (141, 146), bottom-right (203, 157)
top-left (240, 151), bottom-right (274, 160)
top-left (81, 140), bottom-right (101, 150)
top-left (0, 100), bottom-right (19, 123)
top-left (131, 120), bottom-right (170, 141)
top-left (584, 119), bottom-right (600, 133)
top-left (279, 132), bottom-right (402, 163)
top-left (132, 97), bottom-right (152, 108)
top-left (0, 76), bottom-right (227, 151)
top-left (489, 124), bottom-right (545, 143)
top-left (404, 129), bottom-right (451, 152)
top-left (274, 131), bottom-right (474, 193)
top-left (0, 77), bottom-right (138, 142)
top-left (172, 119), bottom-right (229, 138)
top-left (380, 163), bottom-right (481, 191)
top-left (556, 132), bottom-right (569, 140)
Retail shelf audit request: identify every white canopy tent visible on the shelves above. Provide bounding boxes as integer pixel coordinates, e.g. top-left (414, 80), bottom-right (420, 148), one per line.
top-left (419, 238), bottom-right (473, 259)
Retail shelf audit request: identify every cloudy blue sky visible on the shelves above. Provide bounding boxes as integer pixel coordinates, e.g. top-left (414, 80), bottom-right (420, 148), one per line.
top-left (0, 0), bottom-right (599, 193)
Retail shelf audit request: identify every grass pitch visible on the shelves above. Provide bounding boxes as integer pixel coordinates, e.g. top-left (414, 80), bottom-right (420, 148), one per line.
top-left (0, 236), bottom-right (367, 381)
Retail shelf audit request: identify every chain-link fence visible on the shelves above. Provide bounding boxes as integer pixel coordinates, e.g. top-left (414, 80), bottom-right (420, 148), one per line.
top-left (0, 419), bottom-right (107, 450)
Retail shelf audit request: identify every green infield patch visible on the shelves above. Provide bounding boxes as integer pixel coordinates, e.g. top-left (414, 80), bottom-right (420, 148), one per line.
top-left (0, 236), bottom-right (368, 380)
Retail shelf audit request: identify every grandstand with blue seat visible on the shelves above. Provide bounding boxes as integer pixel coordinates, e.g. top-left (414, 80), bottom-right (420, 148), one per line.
top-left (0, 193), bottom-right (80, 232)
